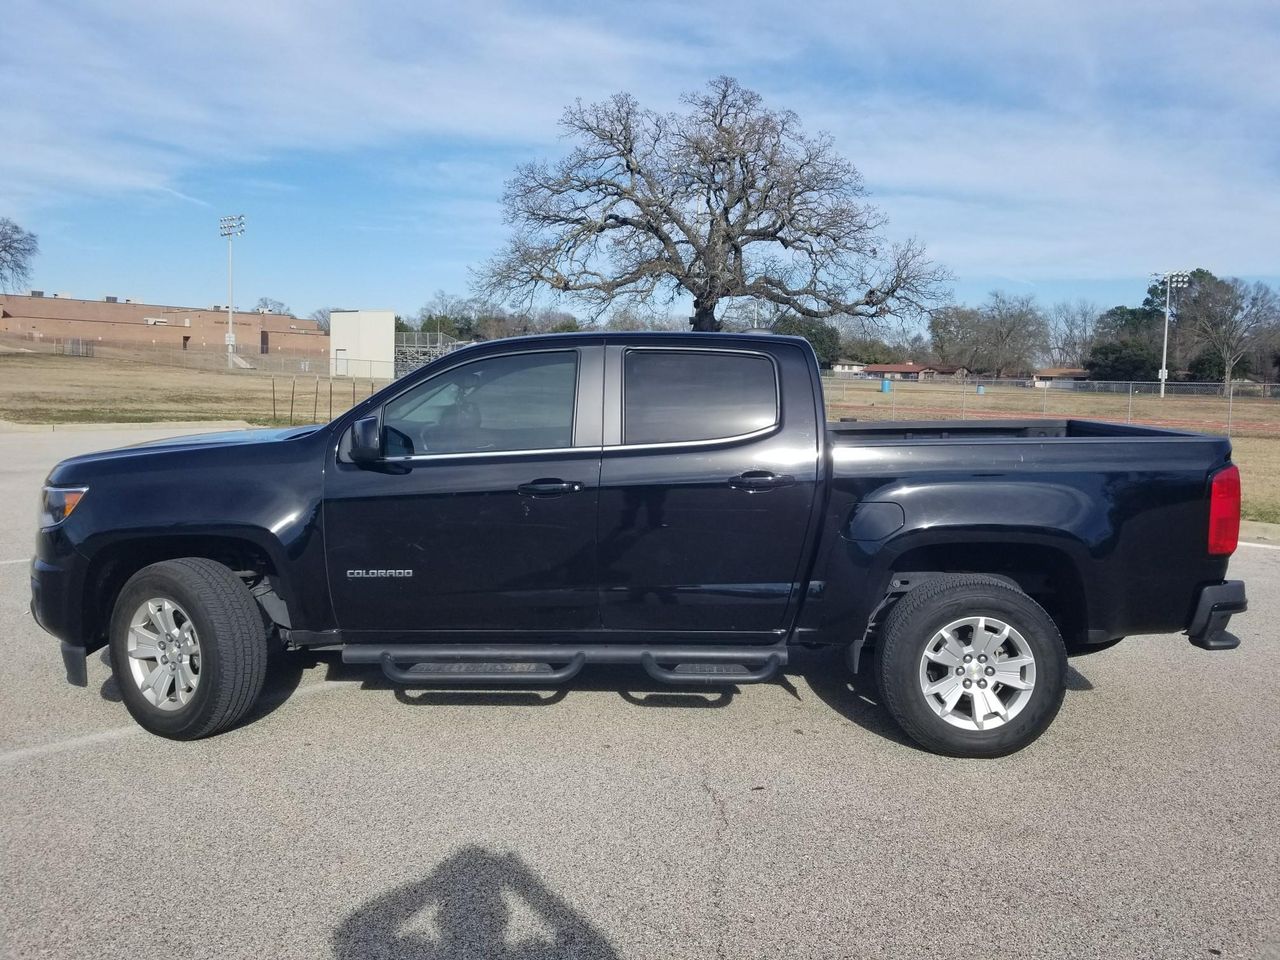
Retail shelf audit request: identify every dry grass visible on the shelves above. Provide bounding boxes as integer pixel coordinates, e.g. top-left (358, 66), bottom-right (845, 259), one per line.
top-left (824, 376), bottom-right (1280, 439)
top-left (2, 352), bottom-right (1277, 522)
top-left (0, 353), bottom-right (387, 426)
top-left (1231, 438), bottom-right (1280, 524)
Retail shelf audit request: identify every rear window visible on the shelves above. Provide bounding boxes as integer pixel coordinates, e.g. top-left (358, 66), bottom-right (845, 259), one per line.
top-left (623, 350), bottom-right (778, 445)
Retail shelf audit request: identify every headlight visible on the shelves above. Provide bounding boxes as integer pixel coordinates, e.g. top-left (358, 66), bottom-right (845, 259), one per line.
top-left (40, 485), bottom-right (89, 527)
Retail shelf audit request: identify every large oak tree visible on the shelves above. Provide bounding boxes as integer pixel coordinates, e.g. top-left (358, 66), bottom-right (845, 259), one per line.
top-left (481, 77), bottom-right (947, 331)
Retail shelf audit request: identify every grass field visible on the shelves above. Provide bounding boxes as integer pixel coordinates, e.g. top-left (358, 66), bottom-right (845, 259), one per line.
top-left (823, 376), bottom-right (1280, 438)
top-left (2, 351), bottom-right (1277, 521)
top-left (0, 352), bottom-right (386, 426)
top-left (1230, 438), bottom-right (1280, 523)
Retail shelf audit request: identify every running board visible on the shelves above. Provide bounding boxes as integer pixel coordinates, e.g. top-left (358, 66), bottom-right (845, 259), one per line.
top-left (342, 643), bottom-right (787, 687)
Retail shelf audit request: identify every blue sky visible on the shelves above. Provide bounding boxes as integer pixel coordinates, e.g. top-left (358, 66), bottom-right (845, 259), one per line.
top-left (3, 0), bottom-right (1278, 322)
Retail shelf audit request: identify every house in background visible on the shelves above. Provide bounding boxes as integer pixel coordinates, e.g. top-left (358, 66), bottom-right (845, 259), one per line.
top-left (864, 361), bottom-right (968, 381)
top-left (1033, 367), bottom-right (1090, 387)
top-left (831, 358), bottom-right (866, 374)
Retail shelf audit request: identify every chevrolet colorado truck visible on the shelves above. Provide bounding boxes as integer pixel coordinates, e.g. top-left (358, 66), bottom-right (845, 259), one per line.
top-left (30, 332), bottom-right (1247, 756)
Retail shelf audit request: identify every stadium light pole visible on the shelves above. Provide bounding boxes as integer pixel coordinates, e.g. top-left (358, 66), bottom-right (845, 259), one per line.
top-left (1152, 270), bottom-right (1191, 398)
top-left (219, 215), bottom-right (246, 369)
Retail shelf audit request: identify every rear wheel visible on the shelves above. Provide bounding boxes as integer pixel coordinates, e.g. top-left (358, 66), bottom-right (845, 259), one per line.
top-left (875, 575), bottom-right (1067, 757)
top-left (108, 558), bottom-right (267, 739)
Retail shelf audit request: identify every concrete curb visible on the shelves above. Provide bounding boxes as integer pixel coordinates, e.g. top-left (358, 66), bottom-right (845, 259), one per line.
top-left (0, 420), bottom-right (254, 433)
top-left (1241, 519), bottom-right (1280, 544)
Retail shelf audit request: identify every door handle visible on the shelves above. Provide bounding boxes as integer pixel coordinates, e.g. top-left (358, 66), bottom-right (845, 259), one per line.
top-left (728, 470), bottom-right (795, 492)
top-left (517, 478), bottom-right (584, 497)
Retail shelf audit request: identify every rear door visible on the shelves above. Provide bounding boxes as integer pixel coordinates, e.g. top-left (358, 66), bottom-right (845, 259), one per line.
top-left (324, 343), bottom-right (604, 636)
top-left (597, 340), bottom-right (821, 636)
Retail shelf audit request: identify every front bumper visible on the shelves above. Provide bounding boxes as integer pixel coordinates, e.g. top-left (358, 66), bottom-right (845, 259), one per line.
top-left (30, 551), bottom-right (93, 686)
top-left (1185, 580), bottom-right (1247, 650)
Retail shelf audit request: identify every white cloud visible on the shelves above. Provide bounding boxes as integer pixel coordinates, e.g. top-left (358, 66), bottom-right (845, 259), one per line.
top-left (2, 0), bottom-right (1277, 284)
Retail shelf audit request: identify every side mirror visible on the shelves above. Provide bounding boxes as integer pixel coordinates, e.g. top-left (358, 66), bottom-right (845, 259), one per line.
top-left (349, 415), bottom-right (383, 464)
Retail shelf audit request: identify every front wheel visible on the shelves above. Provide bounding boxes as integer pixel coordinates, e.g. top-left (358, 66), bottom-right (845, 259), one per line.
top-left (108, 558), bottom-right (267, 739)
top-left (875, 575), bottom-right (1068, 758)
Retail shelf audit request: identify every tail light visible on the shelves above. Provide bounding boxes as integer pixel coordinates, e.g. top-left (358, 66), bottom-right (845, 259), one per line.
top-left (1208, 464), bottom-right (1240, 556)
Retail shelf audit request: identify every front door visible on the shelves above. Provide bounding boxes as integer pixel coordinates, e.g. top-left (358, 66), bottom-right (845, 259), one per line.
top-left (324, 345), bottom-right (603, 636)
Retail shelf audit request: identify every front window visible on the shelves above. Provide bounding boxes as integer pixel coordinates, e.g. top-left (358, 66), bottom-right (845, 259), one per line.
top-left (383, 351), bottom-right (579, 456)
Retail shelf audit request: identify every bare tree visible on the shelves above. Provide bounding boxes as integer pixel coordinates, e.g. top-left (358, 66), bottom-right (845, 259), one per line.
top-left (719, 298), bottom-right (789, 330)
top-left (603, 306), bottom-right (650, 332)
top-left (927, 305), bottom-right (985, 370)
top-left (308, 308), bottom-right (333, 332)
top-left (1183, 277), bottom-right (1279, 389)
top-left (0, 218), bottom-right (39, 292)
top-left (980, 292), bottom-right (1049, 378)
top-left (255, 297), bottom-right (292, 316)
top-left (1045, 300), bottom-right (1098, 368)
top-left (480, 77), bottom-right (948, 331)
top-left (604, 304), bottom-right (686, 331)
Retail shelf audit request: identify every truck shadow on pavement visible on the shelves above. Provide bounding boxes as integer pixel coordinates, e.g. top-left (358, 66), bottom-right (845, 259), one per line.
top-left (99, 641), bottom-right (310, 727)
top-left (320, 657), bottom-right (738, 710)
top-left (290, 645), bottom-right (1091, 748)
top-left (332, 846), bottom-right (619, 960)
top-left (795, 645), bottom-right (1094, 746)
top-left (789, 645), bottom-right (919, 747)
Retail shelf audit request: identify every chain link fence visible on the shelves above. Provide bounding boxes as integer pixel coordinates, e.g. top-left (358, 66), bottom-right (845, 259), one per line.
top-left (821, 374), bottom-right (1280, 438)
top-left (1, 330), bottom-right (467, 381)
top-left (2, 331), bottom-right (342, 376)
top-left (5, 331), bottom-right (1276, 436)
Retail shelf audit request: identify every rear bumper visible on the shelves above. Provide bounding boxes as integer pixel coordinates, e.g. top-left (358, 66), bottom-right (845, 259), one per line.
top-left (1185, 580), bottom-right (1246, 650)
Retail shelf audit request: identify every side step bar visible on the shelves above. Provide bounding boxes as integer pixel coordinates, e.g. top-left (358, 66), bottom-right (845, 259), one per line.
top-left (342, 643), bottom-right (787, 687)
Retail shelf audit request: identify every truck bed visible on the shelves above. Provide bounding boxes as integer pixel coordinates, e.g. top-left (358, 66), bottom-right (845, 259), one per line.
top-left (814, 414), bottom-right (1234, 657)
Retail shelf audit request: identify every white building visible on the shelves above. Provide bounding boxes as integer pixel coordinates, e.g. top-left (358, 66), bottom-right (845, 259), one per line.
top-left (831, 359), bottom-right (867, 374)
top-left (329, 310), bottom-right (395, 379)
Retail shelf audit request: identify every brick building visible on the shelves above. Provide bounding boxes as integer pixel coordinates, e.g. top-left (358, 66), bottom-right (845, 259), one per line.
top-left (0, 292), bottom-right (328, 357)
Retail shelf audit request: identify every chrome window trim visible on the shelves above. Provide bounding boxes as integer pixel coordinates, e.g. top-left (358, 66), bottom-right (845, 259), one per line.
top-left (382, 445), bottom-right (603, 464)
top-left (381, 427), bottom-right (784, 462)
top-left (378, 346), bottom-right (585, 458)
top-left (607, 424), bottom-right (781, 454)
top-left (616, 346), bottom-right (782, 449)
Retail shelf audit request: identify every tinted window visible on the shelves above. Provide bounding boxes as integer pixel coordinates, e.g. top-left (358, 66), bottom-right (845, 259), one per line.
top-left (384, 351), bottom-right (578, 455)
top-left (623, 350), bottom-right (777, 445)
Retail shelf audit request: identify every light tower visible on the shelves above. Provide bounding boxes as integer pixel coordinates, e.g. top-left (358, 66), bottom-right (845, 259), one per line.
top-left (1152, 270), bottom-right (1191, 398)
top-left (219, 215), bottom-right (246, 369)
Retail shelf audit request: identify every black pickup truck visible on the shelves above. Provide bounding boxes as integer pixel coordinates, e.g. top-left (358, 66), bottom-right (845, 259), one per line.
top-left (30, 332), bottom-right (1246, 756)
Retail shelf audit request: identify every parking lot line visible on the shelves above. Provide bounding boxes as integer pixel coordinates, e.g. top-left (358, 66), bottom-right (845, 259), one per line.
top-left (1, 558), bottom-right (29, 565)
top-left (1238, 541), bottom-right (1280, 551)
top-left (0, 680), bottom-right (343, 767)
top-left (0, 726), bottom-right (141, 767)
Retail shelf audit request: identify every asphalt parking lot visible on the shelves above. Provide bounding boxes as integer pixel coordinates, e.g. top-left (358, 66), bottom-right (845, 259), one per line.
top-left (1, 426), bottom-right (1277, 960)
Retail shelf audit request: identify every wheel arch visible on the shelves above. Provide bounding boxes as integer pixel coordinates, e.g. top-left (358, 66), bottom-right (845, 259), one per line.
top-left (82, 532), bottom-right (294, 650)
top-left (851, 535), bottom-right (1089, 671)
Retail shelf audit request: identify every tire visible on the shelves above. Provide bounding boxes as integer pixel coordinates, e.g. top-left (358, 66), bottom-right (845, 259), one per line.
top-left (108, 558), bottom-right (267, 739)
top-left (875, 575), bottom-right (1067, 758)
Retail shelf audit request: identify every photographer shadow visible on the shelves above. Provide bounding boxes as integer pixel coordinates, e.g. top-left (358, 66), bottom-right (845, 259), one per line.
top-left (333, 846), bottom-right (618, 960)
